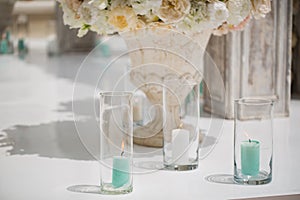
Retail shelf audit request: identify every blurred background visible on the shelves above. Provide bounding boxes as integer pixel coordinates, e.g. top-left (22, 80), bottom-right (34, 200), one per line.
top-left (0, 0), bottom-right (101, 56)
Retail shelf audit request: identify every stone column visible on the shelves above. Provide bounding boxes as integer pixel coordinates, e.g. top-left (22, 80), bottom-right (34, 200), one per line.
top-left (0, 0), bottom-right (15, 35)
top-left (204, 0), bottom-right (292, 119)
top-left (292, 0), bottom-right (300, 98)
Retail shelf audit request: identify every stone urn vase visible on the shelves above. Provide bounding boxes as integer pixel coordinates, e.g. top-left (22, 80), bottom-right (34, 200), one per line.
top-left (120, 28), bottom-right (211, 147)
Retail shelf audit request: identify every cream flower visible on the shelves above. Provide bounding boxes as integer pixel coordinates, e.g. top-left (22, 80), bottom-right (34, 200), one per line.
top-left (227, 0), bottom-right (251, 25)
top-left (88, 0), bottom-right (108, 10)
top-left (108, 6), bottom-right (137, 32)
top-left (207, 1), bottom-right (229, 28)
top-left (90, 10), bottom-right (115, 35)
top-left (64, 0), bottom-right (83, 12)
top-left (251, 0), bottom-right (271, 19)
top-left (77, 0), bottom-right (107, 24)
top-left (177, 1), bottom-right (208, 33)
top-left (158, 0), bottom-right (191, 23)
top-left (78, 1), bottom-right (93, 23)
top-left (58, 0), bottom-right (84, 28)
top-left (110, 0), bottom-right (131, 9)
top-left (131, 0), bottom-right (161, 16)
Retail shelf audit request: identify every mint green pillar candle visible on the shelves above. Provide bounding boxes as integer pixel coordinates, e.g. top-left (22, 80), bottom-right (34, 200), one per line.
top-left (0, 39), bottom-right (8, 54)
top-left (112, 156), bottom-right (130, 188)
top-left (241, 140), bottom-right (260, 176)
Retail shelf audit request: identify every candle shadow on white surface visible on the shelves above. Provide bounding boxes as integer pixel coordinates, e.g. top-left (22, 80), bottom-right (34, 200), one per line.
top-left (1, 119), bottom-right (98, 160)
top-left (1, 97), bottom-right (217, 169)
top-left (58, 98), bottom-right (98, 119)
top-left (133, 161), bottom-right (164, 170)
top-left (67, 185), bottom-right (101, 194)
top-left (205, 174), bottom-right (235, 184)
top-left (200, 135), bottom-right (217, 148)
top-left (0, 98), bottom-right (100, 160)
top-left (67, 185), bottom-right (133, 195)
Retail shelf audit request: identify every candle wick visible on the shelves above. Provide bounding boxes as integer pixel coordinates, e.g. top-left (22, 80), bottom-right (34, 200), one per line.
top-left (121, 140), bottom-right (125, 156)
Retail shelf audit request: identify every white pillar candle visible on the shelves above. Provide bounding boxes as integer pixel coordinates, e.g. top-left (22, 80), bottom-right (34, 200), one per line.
top-left (133, 97), bottom-right (143, 122)
top-left (172, 129), bottom-right (189, 164)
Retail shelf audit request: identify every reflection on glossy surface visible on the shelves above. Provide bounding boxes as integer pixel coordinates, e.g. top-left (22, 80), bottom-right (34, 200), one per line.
top-left (4, 121), bottom-right (95, 160)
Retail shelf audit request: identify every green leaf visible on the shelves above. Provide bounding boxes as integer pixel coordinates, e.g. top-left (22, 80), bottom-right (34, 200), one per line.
top-left (82, 24), bottom-right (91, 30)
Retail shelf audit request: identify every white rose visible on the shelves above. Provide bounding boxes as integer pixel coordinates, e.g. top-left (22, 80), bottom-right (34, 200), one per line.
top-left (90, 10), bottom-right (115, 35)
top-left (131, 0), bottom-right (161, 16)
top-left (207, 1), bottom-right (229, 28)
top-left (251, 0), bottom-right (271, 19)
top-left (88, 0), bottom-right (108, 10)
top-left (227, 0), bottom-right (251, 25)
top-left (78, 1), bottom-right (93, 23)
top-left (59, 1), bottom-right (84, 28)
top-left (158, 0), bottom-right (191, 23)
top-left (78, 0), bottom-right (109, 25)
top-left (131, 0), bottom-right (149, 15)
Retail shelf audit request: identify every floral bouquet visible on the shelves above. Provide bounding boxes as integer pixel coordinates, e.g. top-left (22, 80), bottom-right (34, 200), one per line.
top-left (58, 0), bottom-right (271, 37)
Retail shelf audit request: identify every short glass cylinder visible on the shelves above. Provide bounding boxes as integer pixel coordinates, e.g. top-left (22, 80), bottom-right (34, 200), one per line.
top-left (234, 98), bottom-right (274, 185)
top-left (163, 78), bottom-right (200, 171)
top-left (99, 91), bottom-right (133, 194)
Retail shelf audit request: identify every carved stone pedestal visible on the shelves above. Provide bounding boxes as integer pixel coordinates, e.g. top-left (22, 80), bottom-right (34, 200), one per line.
top-left (122, 28), bottom-right (211, 147)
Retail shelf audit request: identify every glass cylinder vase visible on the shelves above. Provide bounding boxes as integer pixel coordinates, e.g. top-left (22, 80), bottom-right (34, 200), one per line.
top-left (99, 91), bottom-right (133, 194)
top-left (163, 78), bottom-right (200, 171)
top-left (234, 98), bottom-right (274, 185)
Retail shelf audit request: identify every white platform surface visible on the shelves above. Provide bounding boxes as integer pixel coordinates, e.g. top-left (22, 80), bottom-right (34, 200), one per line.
top-left (0, 42), bottom-right (300, 200)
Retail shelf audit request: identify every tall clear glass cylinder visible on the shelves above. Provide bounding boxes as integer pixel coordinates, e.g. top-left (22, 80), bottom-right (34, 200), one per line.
top-left (163, 78), bottom-right (200, 171)
top-left (99, 92), bottom-right (133, 194)
top-left (234, 98), bottom-right (274, 185)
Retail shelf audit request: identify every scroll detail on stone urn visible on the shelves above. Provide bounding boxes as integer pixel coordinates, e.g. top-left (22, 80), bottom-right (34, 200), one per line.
top-left (121, 28), bottom-right (211, 147)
